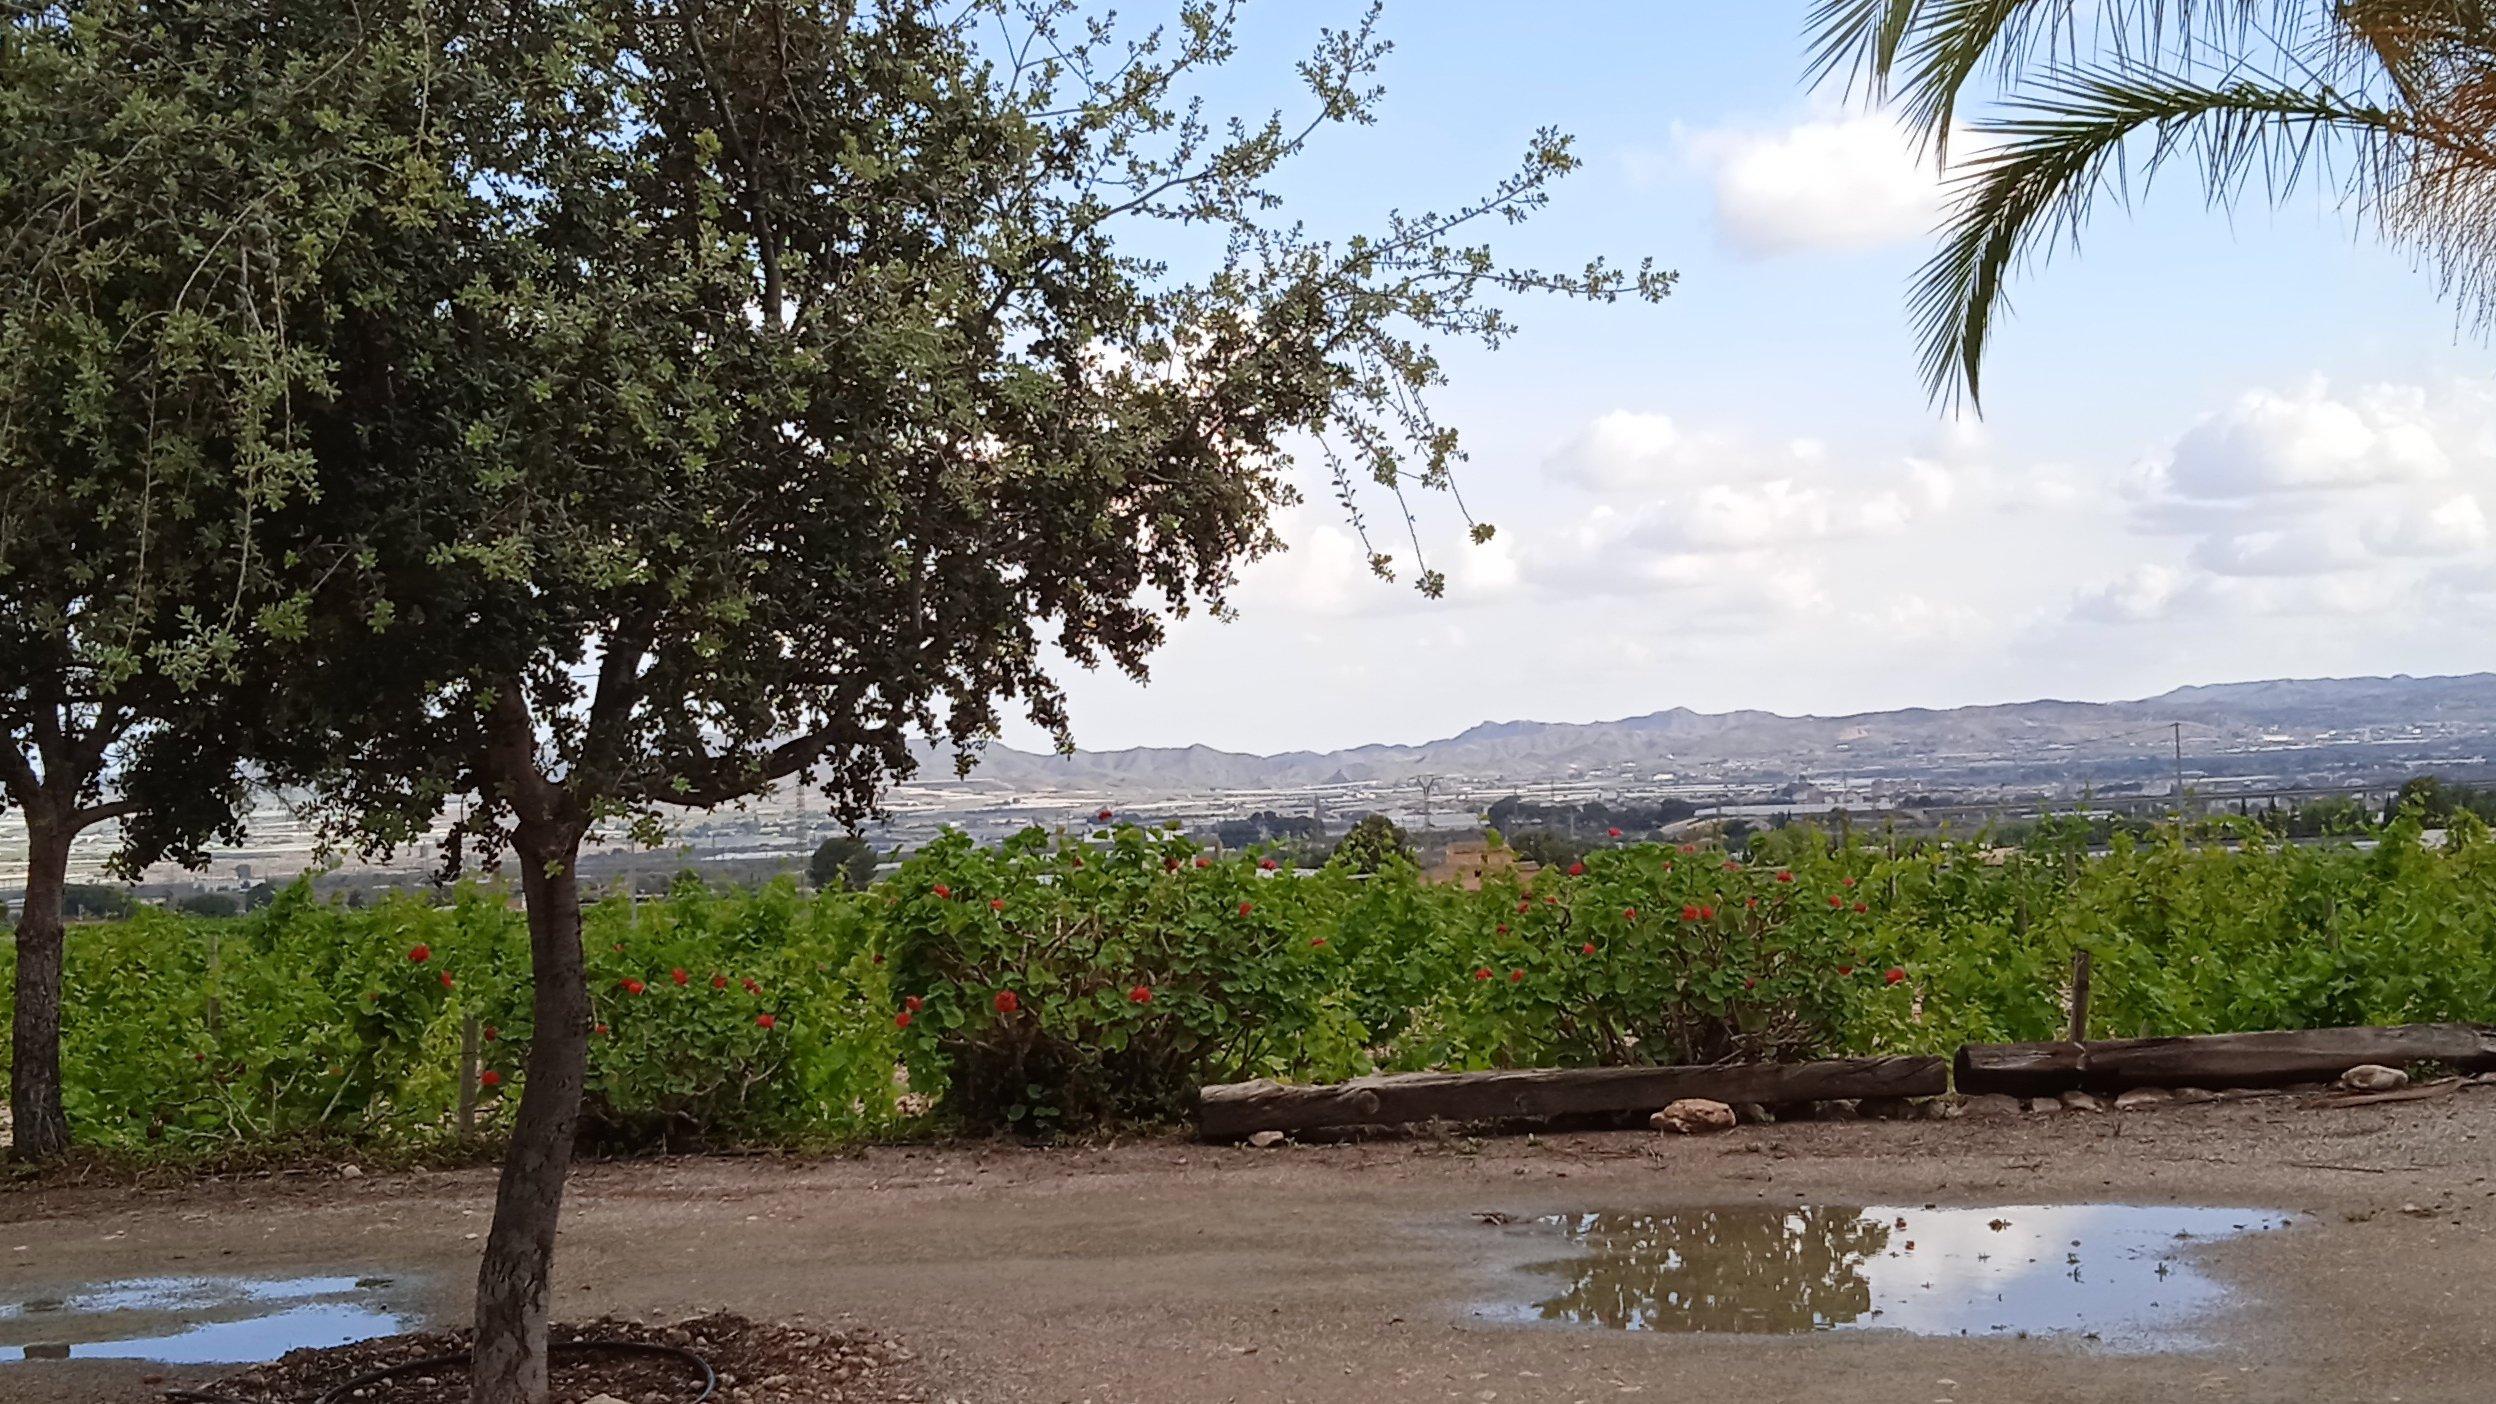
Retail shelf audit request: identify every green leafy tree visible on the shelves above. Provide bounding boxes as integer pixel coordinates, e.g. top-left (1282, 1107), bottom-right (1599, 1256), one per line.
top-left (1332, 813), bottom-right (1413, 873)
top-left (0, 0), bottom-right (394, 1160)
top-left (807, 835), bottom-right (881, 892)
top-left (258, 3), bottom-right (1666, 1398)
top-left (1810, 1), bottom-right (2496, 403)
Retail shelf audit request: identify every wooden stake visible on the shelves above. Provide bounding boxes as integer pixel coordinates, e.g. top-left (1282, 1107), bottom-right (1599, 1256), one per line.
top-left (2067, 949), bottom-right (2093, 1044)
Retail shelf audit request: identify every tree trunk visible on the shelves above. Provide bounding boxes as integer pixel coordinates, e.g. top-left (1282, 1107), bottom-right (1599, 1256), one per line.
top-left (471, 824), bottom-right (589, 1404)
top-left (9, 819), bottom-right (73, 1162)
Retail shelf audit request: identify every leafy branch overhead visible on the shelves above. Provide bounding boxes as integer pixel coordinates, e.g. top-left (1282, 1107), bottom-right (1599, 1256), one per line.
top-left (1809, 0), bottom-right (2496, 405)
top-left (279, 0), bottom-right (1670, 872)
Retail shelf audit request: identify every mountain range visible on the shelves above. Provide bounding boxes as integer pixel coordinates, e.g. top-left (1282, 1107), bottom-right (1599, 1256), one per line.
top-left (933, 673), bottom-right (2496, 793)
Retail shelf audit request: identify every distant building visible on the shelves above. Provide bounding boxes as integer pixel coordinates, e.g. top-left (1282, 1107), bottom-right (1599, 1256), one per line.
top-left (1424, 837), bottom-right (1538, 890)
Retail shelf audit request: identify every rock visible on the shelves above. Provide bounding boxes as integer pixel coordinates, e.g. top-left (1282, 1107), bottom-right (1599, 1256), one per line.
top-left (1858, 1097), bottom-right (1919, 1121)
top-left (2022, 1096), bottom-right (2062, 1114)
top-left (2112, 1088), bottom-right (2171, 1111)
top-left (2057, 1090), bottom-right (2105, 1113)
top-left (581, 1395), bottom-right (632, 1404)
top-left (339, 1164), bottom-right (363, 1180)
top-left (1246, 1130), bottom-right (1286, 1148)
top-left (1651, 1099), bottom-right (1737, 1134)
top-left (2169, 1086), bottom-right (2219, 1104)
top-left (1960, 1093), bottom-right (2023, 1119)
top-left (1733, 1102), bottom-right (1777, 1125)
top-left (1810, 1098), bottom-right (1862, 1121)
top-left (1919, 1096), bottom-right (1966, 1121)
top-left (2337, 1064), bottom-right (2410, 1093)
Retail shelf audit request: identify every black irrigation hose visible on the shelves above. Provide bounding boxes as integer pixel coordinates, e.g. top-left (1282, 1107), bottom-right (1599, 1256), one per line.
top-left (161, 1338), bottom-right (716, 1404)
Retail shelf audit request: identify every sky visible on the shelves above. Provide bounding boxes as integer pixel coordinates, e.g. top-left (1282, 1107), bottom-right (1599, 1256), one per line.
top-left (1000, 1), bottom-right (2496, 757)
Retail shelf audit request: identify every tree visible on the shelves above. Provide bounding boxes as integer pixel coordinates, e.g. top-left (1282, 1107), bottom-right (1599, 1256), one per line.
top-left (1331, 813), bottom-right (1413, 872)
top-left (1809, 1), bottom-right (2496, 404)
top-left (807, 835), bottom-right (880, 891)
top-left (0, 0), bottom-right (394, 1160)
top-left (262, 4), bottom-right (1666, 1400)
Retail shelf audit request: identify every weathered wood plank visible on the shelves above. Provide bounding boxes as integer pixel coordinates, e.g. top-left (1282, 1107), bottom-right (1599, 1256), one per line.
top-left (1955, 1023), bottom-right (2496, 1097)
top-left (1197, 1056), bottom-right (1948, 1138)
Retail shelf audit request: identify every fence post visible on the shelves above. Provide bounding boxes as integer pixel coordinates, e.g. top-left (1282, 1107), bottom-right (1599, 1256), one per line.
top-left (2067, 950), bottom-right (2093, 1044)
top-left (457, 1014), bottom-right (480, 1136)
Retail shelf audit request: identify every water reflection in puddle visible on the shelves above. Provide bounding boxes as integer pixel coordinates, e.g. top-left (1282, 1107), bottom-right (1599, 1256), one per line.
top-left (0, 1274), bottom-right (417, 1363)
top-left (1491, 1205), bottom-right (2292, 1348)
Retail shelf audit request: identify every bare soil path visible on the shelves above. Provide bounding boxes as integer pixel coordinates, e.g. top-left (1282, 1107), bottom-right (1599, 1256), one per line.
top-left (6, 1091), bottom-right (2495, 1403)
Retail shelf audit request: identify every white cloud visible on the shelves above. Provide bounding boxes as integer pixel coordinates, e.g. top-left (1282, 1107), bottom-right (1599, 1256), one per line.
top-left (2366, 494), bottom-right (2489, 557)
top-left (1675, 111), bottom-right (1946, 258)
top-left (1542, 410), bottom-right (1737, 491)
top-left (2073, 565), bottom-right (2194, 623)
top-left (2187, 526), bottom-right (2369, 578)
top-left (2149, 381), bottom-right (2456, 500)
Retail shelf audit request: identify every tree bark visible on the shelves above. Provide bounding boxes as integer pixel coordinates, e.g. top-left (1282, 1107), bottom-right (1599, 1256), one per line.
top-left (1955, 1023), bottom-right (2496, 1097)
top-left (9, 818), bottom-right (73, 1162)
top-left (470, 821), bottom-right (589, 1404)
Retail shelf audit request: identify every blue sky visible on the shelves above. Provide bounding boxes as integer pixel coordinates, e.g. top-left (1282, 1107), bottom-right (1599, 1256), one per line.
top-left (1002, 1), bottom-right (2496, 756)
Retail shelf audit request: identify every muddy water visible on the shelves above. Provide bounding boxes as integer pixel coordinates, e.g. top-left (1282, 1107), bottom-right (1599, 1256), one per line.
top-left (0, 1273), bottom-right (418, 1363)
top-left (1487, 1204), bottom-right (2294, 1348)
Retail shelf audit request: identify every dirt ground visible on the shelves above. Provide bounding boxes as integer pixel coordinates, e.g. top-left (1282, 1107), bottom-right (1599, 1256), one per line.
top-left (5, 1089), bottom-right (2495, 1404)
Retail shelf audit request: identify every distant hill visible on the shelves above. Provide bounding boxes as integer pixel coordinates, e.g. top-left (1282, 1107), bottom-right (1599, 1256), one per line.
top-left (932, 673), bottom-right (2496, 793)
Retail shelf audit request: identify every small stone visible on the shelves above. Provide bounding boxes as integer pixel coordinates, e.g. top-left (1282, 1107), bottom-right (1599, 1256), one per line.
top-left (1733, 1102), bottom-right (1777, 1125)
top-left (2022, 1096), bottom-right (2063, 1114)
top-left (1919, 1096), bottom-right (1965, 1121)
top-left (1650, 1098), bottom-right (1737, 1134)
top-left (2337, 1064), bottom-right (2409, 1092)
top-left (581, 1395), bottom-right (632, 1404)
top-left (1246, 1130), bottom-right (1286, 1148)
top-left (2169, 1086), bottom-right (2219, 1104)
top-left (2113, 1088), bottom-right (2171, 1111)
top-left (1811, 1098), bottom-right (1862, 1121)
top-left (339, 1164), bottom-right (363, 1179)
top-left (2058, 1090), bottom-right (2105, 1113)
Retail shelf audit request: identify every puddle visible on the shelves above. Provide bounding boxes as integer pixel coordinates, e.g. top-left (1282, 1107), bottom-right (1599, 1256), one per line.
top-left (1486, 1204), bottom-right (2293, 1348)
top-left (0, 1274), bottom-right (418, 1364)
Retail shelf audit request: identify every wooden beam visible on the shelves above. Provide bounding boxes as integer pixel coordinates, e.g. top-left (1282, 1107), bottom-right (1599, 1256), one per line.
top-left (1956, 1024), bottom-right (2496, 1098)
top-left (1197, 1056), bottom-right (1948, 1138)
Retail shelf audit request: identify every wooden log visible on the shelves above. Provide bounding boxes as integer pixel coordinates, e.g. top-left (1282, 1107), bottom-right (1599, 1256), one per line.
top-left (1196, 1056), bottom-right (1948, 1138)
top-left (1956, 1023), bottom-right (2496, 1098)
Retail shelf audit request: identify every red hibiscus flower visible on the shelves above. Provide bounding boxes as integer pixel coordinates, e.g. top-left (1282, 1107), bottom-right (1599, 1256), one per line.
top-left (407, 944), bottom-right (431, 964)
top-left (931, 883), bottom-right (952, 899)
top-left (1680, 904), bottom-right (1701, 922)
top-left (756, 1013), bottom-right (778, 1030)
top-left (479, 1070), bottom-right (501, 1088)
top-left (1581, 942), bottom-right (1597, 956)
top-left (1566, 862), bottom-right (1585, 877)
top-left (1509, 969), bottom-right (1525, 983)
top-left (1129, 985), bottom-right (1153, 1005)
top-left (1606, 827), bottom-right (1622, 838)
top-left (993, 990), bottom-right (1020, 1014)
top-left (1259, 857), bottom-right (1279, 871)
top-left (893, 1011), bottom-right (913, 1029)
top-left (1474, 967), bottom-right (1494, 982)
top-left (671, 967), bottom-right (689, 986)
top-left (1884, 967), bottom-right (1906, 985)
top-left (620, 977), bottom-right (646, 995)
top-left (904, 995), bottom-right (924, 1012)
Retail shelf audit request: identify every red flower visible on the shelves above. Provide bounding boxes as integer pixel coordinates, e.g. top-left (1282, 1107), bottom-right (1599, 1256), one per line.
top-left (1828, 895), bottom-right (1845, 908)
top-left (1238, 901), bottom-right (1254, 916)
top-left (1517, 900), bottom-right (1531, 914)
top-left (594, 1023), bottom-right (610, 1036)
top-left (1680, 903), bottom-right (1701, 922)
top-left (479, 1070), bottom-right (501, 1088)
top-left (1745, 897), bottom-right (1759, 909)
top-left (1474, 967), bottom-right (1494, 982)
top-left (1165, 857), bottom-right (1181, 872)
top-left (1508, 968), bottom-right (1525, 983)
top-left (1721, 860), bottom-right (1741, 873)
top-left (1884, 967), bottom-right (1906, 986)
top-left (1679, 844), bottom-right (1697, 855)
top-left (1128, 985), bottom-right (1153, 1004)
top-left (438, 971), bottom-right (455, 990)
top-left (1775, 870), bottom-right (1794, 884)
top-left (1853, 901), bottom-right (1869, 914)
top-left (931, 883), bottom-right (952, 899)
top-left (1842, 877), bottom-right (1857, 889)
top-left (1743, 977), bottom-right (1758, 990)
top-left (993, 990), bottom-right (1020, 1014)
top-left (1194, 856), bottom-right (1211, 869)
top-left (1566, 862), bottom-right (1585, 877)
top-left (671, 967), bottom-right (689, 986)
top-left (620, 977), bottom-right (646, 995)
top-left (1308, 936), bottom-right (1326, 948)
top-left (989, 897), bottom-right (1005, 911)
top-left (1837, 966), bottom-right (1854, 978)
top-left (893, 1011), bottom-right (912, 1029)
top-left (756, 1013), bottom-right (778, 1030)
top-left (407, 944), bottom-right (431, 964)
top-left (1259, 857), bottom-right (1279, 871)
top-left (741, 977), bottom-right (761, 995)
top-left (1624, 907), bottom-right (1638, 922)
top-left (1097, 807), bottom-right (1115, 822)
top-left (904, 995), bottom-right (925, 1012)
top-left (1581, 942), bottom-right (1597, 956)
top-left (1699, 905), bottom-right (1716, 920)
top-left (1496, 923), bottom-right (1509, 934)
top-left (711, 974), bottom-right (730, 990)
top-left (1070, 854), bottom-right (1084, 868)
top-left (1606, 827), bottom-right (1622, 838)
top-left (482, 1025), bottom-right (499, 1041)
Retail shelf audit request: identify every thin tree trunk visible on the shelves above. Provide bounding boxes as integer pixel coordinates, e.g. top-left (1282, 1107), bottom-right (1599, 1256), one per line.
top-left (470, 822), bottom-right (588, 1404)
top-left (9, 818), bottom-right (73, 1162)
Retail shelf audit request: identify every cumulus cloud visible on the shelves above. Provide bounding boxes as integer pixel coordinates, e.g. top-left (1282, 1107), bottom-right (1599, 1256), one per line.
top-left (2366, 494), bottom-right (2490, 557)
top-left (1674, 111), bottom-right (1946, 258)
top-left (1542, 410), bottom-right (1739, 491)
top-left (2146, 381), bottom-right (2457, 501)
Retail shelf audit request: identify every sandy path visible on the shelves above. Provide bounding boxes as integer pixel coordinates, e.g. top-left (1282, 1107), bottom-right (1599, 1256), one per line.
top-left (5, 1090), bottom-right (2494, 1403)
